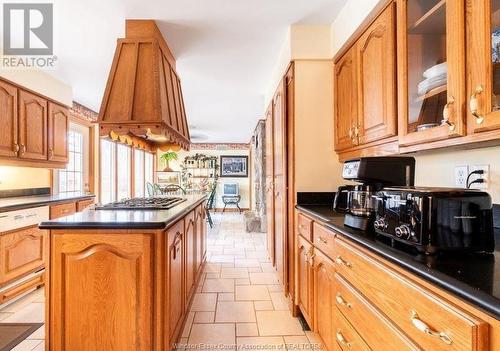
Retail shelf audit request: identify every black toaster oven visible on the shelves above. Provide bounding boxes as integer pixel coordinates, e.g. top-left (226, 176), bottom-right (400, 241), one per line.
top-left (374, 187), bottom-right (495, 254)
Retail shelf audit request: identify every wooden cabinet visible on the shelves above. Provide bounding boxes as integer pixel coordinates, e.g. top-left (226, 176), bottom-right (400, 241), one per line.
top-left (76, 198), bottom-right (95, 212)
top-left (48, 102), bottom-right (69, 163)
top-left (334, 47), bottom-right (358, 151)
top-left (265, 104), bottom-right (275, 266)
top-left (195, 204), bottom-right (206, 273)
top-left (0, 80), bottom-right (18, 158)
top-left (168, 219), bottom-right (185, 340)
top-left (50, 202), bottom-right (77, 219)
top-left (185, 211), bottom-right (196, 302)
top-left (50, 231), bottom-right (154, 350)
top-left (0, 226), bottom-right (46, 285)
top-left (397, 0), bottom-right (466, 146)
top-left (357, 3), bottom-right (397, 145)
top-left (18, 90), bottom-right (48, 161)
top-left (313, 249), bottom-right (336, 351)
top-left (334, 309), bottom-right (370, 351)
top-left (466, 0), bottom-right (500, 134)
top-left (297, 236), bottom-right (314, 327)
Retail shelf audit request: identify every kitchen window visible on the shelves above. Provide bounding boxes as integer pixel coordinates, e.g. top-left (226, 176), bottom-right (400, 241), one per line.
top-left (99, 139), bottom-right (155, 203)
top-left (58, 130), bottom-right (83, 193)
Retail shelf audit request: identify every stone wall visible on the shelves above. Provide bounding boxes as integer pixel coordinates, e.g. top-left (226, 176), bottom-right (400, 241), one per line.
top-left (250, 120), bottom-right (266, 231)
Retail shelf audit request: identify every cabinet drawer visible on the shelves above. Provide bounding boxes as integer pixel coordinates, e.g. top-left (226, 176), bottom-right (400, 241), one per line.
top-left (297, 213), bottom-right (313, 241)
top-left (50, 202), bottom-right (76, 219)
top-left (0, 226), bottom-right (46, 285)
top-left (334, 308), bottom-right (370, 351)
top-left (77, 198), bottom-right (94, 212)
top-left (334, 273), bottom-right (419, 351)
top-left (313, 223), bottom-right (336, 258)
top-left (333, 237), bottom-right (488, 351)
top-left (0, 271), bottom-right (44, 304)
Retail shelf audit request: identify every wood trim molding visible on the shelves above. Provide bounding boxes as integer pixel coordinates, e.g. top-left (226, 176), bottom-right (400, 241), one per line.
top-left (333, 0), bottom-right (394, 63)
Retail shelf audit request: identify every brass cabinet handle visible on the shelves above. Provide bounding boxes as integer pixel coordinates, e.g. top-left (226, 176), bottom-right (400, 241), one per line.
top-left (20, 144), bottom-right (26, 155)
top-left (335, 255), bottom-right (352, 268)
top-left (410, 310), bottom-right (452, 345)
top-left (336, 330), bottom-right (352, 348)
top-left (442, 96), bottom-right (456, 131)
top-left (348, 126), bottom-right (354, 139)
top-left (316, 236), bottom-right (328, 245)
top-left (470, 85), bottom-right (485, 125)
top-left (307, 247), bottom-right (315, 266)
top-left (336, 293), bottom-right (352, 308)
top-left (49, 147), bottom-right (54, 159)
top-left (13, 143), bottom-right (20, 153)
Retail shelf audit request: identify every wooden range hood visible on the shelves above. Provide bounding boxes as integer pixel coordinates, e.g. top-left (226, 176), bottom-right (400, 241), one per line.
top-left (98, 20), bottom-right (190, 150)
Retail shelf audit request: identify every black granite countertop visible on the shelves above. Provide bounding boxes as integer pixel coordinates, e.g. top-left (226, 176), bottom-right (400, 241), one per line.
top-left (296, 203), bottom-right (500, 320)
top-left (0, 192), bottom-right (95, 212)
top-left (39, 194), bottom-right (206, 230)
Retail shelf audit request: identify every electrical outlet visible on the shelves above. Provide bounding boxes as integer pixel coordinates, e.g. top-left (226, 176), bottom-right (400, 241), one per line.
top-left (455, 165), bottom-right (469, 188)
top-left (469, 165), bottom-right (490, 189)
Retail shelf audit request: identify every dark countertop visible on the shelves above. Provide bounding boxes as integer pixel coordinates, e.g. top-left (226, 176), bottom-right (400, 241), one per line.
top-left (39, 194), bottom-right (206, 230)
top-left (296, 203), bottom-right (500, 320)
top-left (0, 192), bottom-right (95, 212)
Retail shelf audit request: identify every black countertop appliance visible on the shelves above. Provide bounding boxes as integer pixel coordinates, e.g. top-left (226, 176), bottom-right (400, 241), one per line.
top-left (333, 156), bottom-right (416, 230)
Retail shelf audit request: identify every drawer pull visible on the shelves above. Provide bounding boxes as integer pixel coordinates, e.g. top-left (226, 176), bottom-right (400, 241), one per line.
top-left (335, 255), bottom-right (352, 268)
top-left (336, 330), bottom-right (352, 348)
top-left (316, 236), bottom-right (328, 244)
top-left (410, 310), bottom-right (452, 345)
top-left (336, 293), bottom-right (352, 308)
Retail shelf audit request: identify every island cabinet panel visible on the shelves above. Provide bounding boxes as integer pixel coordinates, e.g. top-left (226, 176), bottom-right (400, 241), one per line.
top-left (0, 80), bottom-right (18, 158)
top-left (195, 204), bottom-right (206, 272)
top-left (297, 235), bottom-right (313, 328)
top-left (333, 237), bottom-right (489, 351)
top-left (185, 211), bottom-right (196, 302)
top-left (0, 226), bottom-right (46, 285)
top-left (356, 3), bottom-right (397, 145)
top-left (168, 219), bottom-right (185, 341)
top-left (18, 90), bottom-right (48, 161)
top-left (313, 249), bottom-right (336, 351)
top-left (47, 102), bottom-right (69, 163)
top-left (49, 232), bottom-right (155, 351)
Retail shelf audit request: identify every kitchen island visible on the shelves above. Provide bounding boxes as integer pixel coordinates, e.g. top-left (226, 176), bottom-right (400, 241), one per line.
top-left (39, 194), bottom-right (207, 351)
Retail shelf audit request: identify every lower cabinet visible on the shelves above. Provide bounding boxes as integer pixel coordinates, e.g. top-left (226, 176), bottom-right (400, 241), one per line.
top-left (185, 211), bottom-right (196, 303)
top-left (297, 235), bottom-right (314, 327)
top-left (313, 249), bottom-right (336, 351)
top-left (0, 226), bottom-right (46, 285)
top-left (168, 219), bottom-right (185, 340)
top-left (296, 210), bottom-right (493, 351)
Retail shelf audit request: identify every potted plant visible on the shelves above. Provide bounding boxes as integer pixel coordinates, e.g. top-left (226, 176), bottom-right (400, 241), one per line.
top-left (160, 151), bottom-right (178, 172)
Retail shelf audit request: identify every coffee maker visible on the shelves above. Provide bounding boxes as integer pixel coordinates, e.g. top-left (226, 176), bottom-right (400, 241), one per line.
top-left (333, 157), bottom-right (416, 230)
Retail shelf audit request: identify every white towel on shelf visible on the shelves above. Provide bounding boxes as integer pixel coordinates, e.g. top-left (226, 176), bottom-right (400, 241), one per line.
top-left (423, 62), bottom-right (448, 79)
top-left (417, 73), bottom-right (447, 96)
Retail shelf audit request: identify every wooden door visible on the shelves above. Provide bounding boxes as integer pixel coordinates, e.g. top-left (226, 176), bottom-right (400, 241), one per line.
top-left (466, 0), bottom-right (500, 133)
top-left (397, 0), bottom-right (466, 146)
top-left (48, 102), bottom-right (69, 163)
top-left (0, 226), bottom-right (46, 285)
top-left (297, 236), bottom-right (313, 328)
top-left (357, 3), bottom-right (397, 145)
top-left (168, 219), bottom-right (184, 339)
top-left (334, 47), bottom-right (359, 150)
top-left (185, 212), bottom-right (196, 302)
top-left (18, 89), bottom-right (48, 160)
top-left (264, 103), bottom-right (275, 265)
top-left (313, 250), bottom-right (335, 351)
top-left (272, 82), bottom-right (287, 287)
top-left (0, 80), bottom-right (18, 158)
top-left (50, 232), bottom-right (154, 350)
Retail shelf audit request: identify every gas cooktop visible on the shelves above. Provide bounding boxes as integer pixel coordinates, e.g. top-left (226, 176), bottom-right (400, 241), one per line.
top-left (95, 197), bottom-right (187, 210)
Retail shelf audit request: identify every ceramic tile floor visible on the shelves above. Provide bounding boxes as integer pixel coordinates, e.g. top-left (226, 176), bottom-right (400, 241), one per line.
top-left (0, 212), bottom-right (323, 351)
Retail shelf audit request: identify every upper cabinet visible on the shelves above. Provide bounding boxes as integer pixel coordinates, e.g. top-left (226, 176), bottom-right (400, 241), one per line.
top-left (0, 78), bottom-right (69, 167)
top-left (334, 3), bottom-right (397, 154)
top-left (397, 0), bottom-right (466, 146)
top-left (467, 0), bottom-right (500, 134)
top-left (357, 3), bottom-right (397, 145)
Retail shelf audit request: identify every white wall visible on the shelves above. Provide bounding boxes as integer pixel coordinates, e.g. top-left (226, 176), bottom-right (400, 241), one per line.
top-left (159, 148), bottom-right (251, 209)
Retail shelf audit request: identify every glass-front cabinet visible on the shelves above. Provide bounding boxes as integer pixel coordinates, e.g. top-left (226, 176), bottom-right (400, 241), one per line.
top-left (467, 0), bottom-right (500, 133)
top-left (397, 0), bottom-right (466, 146)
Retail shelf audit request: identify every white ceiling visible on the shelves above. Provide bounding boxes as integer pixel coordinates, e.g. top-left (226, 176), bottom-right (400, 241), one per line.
top-left (48, 0), bottom-right (347, 143)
